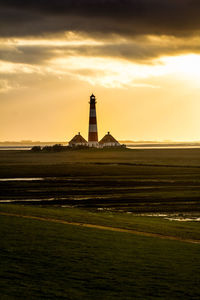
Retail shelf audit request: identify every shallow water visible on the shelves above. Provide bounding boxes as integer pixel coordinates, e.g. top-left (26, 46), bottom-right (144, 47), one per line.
top-left (166, 217), bottom-right (200, 222)
top-left (0, 178), bottom-right (44, 181)
top-left (0, 198), bottom-right (54, 203)
top-left (128, 146), bottom-right (200, 149)
top-left (96, 209), bottom-right (200, 222)
top-left (0, 147), bottom-right (32, 150)
top-left (1, 176), bottom-right (200, 220)
top-left (143, 213), bottom-right (200, 222)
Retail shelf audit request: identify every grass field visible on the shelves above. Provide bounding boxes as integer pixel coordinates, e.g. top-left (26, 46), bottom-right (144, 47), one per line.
top-left (0, 205), bottom-right (200, 299)
top-left (1, 204), bottom-right (200, 241)
top-left (0, 149), bottom-right (200, 298)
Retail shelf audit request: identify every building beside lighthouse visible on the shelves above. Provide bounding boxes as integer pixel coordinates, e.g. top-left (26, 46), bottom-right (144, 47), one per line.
top-left (99, 132), bottom-right (120, 148)
top-left (69, 94), bottom-right (122, 148)
top-left (68, 132), bottom-right (88, 147)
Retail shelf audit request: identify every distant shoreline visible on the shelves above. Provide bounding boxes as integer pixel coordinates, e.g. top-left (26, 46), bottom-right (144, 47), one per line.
top-left (1, 141), bottom-right (200, 147)
top-left (1, 145), bottom-right (200, 151)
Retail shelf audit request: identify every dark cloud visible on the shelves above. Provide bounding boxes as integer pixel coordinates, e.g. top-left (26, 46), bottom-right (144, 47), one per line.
top-left (0, 45), bottom-right (56, 64)
top-left (1, 38), bottom-right (200, 66)
top-left (0, 1), bottom-right (200, 37)
top-left (1, 1), bottom-right (200, 70)
top-left (73, 41), bottom-right (200, 62)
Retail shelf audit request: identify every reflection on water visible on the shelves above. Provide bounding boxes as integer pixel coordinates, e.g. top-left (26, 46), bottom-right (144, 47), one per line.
top-left (166, 217), bottom-right (200, 222)
top-left (128, 146), bottom-right (200, 149)
top-left (0, 147), bottom-right (32, 150)
top-left (0, 198), bottom-right (55, 203)
top-left (97, 209), bottom-right (200, 222)
top-left (0, 195), bottom-right (110, 203)
top-left (1, 176), bottom-right (200, 223)
top-left (141, 213), bottom-right (200, 222)
top-left (0, 178), bottom-right (43, 181)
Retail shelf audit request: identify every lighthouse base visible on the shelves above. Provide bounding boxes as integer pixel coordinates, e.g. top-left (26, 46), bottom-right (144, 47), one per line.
top-left (88, 141), bottom-right (99, 148)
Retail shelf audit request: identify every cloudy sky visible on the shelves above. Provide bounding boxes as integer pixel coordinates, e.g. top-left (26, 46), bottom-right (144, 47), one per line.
top-left (1, 0), bottom-right (200, 141)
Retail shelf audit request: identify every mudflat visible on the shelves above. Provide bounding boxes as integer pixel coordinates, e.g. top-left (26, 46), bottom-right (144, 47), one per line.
top-left (0, 149), bottom-right (200, 212)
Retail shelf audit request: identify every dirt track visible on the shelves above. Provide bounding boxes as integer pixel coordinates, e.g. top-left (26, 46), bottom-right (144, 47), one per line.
top-left (1, 212), bottom-right (199, 244)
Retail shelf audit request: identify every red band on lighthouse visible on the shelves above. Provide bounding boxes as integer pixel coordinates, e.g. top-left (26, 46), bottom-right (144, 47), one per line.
top-left (88, 94), bottom-right (98, 147)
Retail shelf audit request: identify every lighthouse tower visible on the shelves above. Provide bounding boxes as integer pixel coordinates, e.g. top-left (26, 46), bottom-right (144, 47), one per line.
top-left (88, 94), bottom-right (99, 147)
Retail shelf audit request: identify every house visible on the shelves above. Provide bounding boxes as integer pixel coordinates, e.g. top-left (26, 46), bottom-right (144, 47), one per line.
top-left (99, 132), bottom-right (121, 148)
top-left (68, 132), bottom-right (88, 147)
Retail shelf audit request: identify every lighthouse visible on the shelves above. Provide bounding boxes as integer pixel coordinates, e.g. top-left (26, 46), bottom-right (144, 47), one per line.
top-left (88, 94), bottom-right (99, 147)
top-left (68, 93), bottom-right (122, 149)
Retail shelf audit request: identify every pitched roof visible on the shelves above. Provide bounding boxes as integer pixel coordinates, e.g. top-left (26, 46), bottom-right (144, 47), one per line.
top-left (99, 132), bottom-right (120, 144)
top-left (69, 133), bottom-right (87, 144)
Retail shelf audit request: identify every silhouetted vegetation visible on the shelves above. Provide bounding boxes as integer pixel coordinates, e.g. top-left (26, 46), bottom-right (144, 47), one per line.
top-left (31, 146), bottom-right (41, 152)
top-left (70, 145), bottom-right (90, 150)
top-left (43, 144), bottom-right (67, 152)
top-left (31, 144), bottom-right (127, 152)
top-left (31, 144), bottom-right (68, 152)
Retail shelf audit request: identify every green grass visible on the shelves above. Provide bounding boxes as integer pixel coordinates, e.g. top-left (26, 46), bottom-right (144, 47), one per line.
top-left (1, 204), bottom-right (200, 241)
top-left (1, 149), bottom-right (200, 178)
top-left (1, 148), bottom-right (200, 166)
top-left (0, 213), bottom-right (200, 299)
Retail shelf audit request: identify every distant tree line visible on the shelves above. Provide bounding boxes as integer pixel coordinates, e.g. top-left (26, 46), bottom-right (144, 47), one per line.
top-left (31, 144), bottom-right (127, 152)
top-left (31, 144), bottom-right (89, 152)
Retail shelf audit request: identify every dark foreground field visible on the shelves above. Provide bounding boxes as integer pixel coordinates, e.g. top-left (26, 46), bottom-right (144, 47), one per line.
top-left (0, 205), bottom-right (200, 299)
top-left (1, 149), bottom-right (200, 212)
top-left (1, 149), bottom-right (200, 299)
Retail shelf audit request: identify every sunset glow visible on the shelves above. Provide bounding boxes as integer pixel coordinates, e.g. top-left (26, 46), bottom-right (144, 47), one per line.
top-left (1, 1), bottom-right (200, 142)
